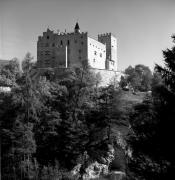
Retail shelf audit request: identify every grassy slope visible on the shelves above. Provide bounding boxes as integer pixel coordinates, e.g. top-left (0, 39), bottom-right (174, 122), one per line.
top-left (112, 90), bottom-right (147, 136)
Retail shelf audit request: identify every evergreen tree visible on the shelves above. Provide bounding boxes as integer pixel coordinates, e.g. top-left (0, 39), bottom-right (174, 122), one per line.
top-left (0, 58), bottom-right (21, 87)
top-left (128, 35), bottom-right (175, 179)
top-left (154, 35), bottom-right (175, 177)
top-left (1, 53), bottom-right (39, 179)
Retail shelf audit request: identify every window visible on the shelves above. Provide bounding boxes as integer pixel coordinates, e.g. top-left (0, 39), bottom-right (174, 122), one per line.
top-left (47, 36), bottom-right (49, 39)
top-left (52, 43), bottom-right (55, 47)
top-left (94, 51), bottom-right (97, 55)
top-left (81, 42), bottom-right (84, 45)
top-left (79, 49), bottom-right (81, 53)
top-left (45, 59), bottom-right (50, 64)
top-left (100, 53), bottom-right (102, 57)
top-left (45, 51), bottom-right (50, 55)
top-left (61, 40), bottom-right (63, 46)
top-left (79, 57), bottom-right (81, 60)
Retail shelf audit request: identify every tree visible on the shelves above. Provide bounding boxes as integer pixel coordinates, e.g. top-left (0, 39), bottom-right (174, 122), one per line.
top-left (0, 58), bottom-right (21, 87)
top-left (124, 64), bottom-right (153, 92)
top-left (1, 53), bottom-right (39, 179)
top-left (153, 35), bottom-right (175, 177)
top-left (128, 35), bottom-right (175, 179)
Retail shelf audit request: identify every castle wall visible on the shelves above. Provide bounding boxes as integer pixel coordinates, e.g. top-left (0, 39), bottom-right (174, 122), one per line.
top-left (90, 68), bottom-right (123, 87)
top-left (36, 67), bottom-right (123, 87)
top-left (111, 35), bottom-right (117, 70)
top-left (37, 29), bottom-right (57, 68)
top-left (98, 33), bottom-right (117, 71)
top-left (37, 29), bottom-right (88, 68)
top-left (87, 37), bottom-right (106, 69)
top-left (54, 32), bottom-right (88, 67)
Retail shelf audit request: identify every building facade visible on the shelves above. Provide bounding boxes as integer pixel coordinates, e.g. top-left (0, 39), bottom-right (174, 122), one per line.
top-left (37, 23), bottom-right (118, 71)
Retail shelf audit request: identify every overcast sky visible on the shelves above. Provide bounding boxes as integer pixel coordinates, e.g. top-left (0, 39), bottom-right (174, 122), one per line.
top-left (0, 0), bottom-right (175, 70)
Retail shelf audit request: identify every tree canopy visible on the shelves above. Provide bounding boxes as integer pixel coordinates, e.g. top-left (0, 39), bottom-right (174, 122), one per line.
top-left (122, 64), bottom-right (153, 92)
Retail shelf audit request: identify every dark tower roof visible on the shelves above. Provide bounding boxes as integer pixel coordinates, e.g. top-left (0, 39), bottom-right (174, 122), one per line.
top-left (75, 22), bottom-right (80, 30)
top-left (74, 22), bottom-right (80, 33)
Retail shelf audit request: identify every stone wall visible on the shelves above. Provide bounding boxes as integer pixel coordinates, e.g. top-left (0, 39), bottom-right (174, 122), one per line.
top-left (32, 67), bottom-right (123, 87)
top-left (91, 68), bottom-right (123, 87)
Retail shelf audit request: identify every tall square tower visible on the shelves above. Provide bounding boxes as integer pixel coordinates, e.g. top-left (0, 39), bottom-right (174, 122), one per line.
top-left (98, 33), bottom-right (117, 71)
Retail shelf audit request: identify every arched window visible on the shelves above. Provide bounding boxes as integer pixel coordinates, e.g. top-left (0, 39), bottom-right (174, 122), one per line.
top-left (61, 40), bottom-right (63, 45)
top-left (67, 40), bottom-right (70, 45)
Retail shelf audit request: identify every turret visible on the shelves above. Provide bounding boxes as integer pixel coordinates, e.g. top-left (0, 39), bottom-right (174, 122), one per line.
top-left (98, 33), bottom-right (117, 71)
top-left (74, 22), bottom-right (81, 33)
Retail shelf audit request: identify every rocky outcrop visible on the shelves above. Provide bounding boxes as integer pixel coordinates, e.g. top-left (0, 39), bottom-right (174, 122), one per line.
top-left (71, 144), bottom-right (126, 180)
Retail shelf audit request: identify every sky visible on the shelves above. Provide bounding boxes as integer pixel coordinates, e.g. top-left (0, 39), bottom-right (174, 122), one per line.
top-left (0, 0), bottom-right (175, 71)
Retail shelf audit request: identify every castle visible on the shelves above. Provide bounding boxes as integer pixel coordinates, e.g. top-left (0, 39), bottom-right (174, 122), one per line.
top-left (37, 23), bottom-right (121, 86)
top-left (37, 23), bottom-right (117, 71)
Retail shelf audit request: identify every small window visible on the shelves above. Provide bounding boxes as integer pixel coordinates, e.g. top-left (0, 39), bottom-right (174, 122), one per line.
top-left (47, 36), bottom-right (49, 39)
top-left (61, 40), bottom-right (63, 45)
top-left (45, 59), bottom-right (50, 64)
top-left (79, 49), bottom-right (81, 53)
top-left (52, 43), bottom-right (55, 47)
top-left (45, 51), bottom-right (50, 55)
top-left (67, 40), bottom-right (70, 45)
top-left (94, 51), bottom-right (97, 55)
top-left (79, 57), bottom-right (81, 60)
top-left (100, 53), bottom-right (102, 57)
top-left (81, 35), bottom-right (83, 39)
top-left (81, 42), bottom-right (84, 45)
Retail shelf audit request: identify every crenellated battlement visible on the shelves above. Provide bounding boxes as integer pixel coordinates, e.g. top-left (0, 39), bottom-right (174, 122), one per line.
top-left (57, 31), bottom-right (88, 36)
top-left (98, 33), bottom-right (112, 37)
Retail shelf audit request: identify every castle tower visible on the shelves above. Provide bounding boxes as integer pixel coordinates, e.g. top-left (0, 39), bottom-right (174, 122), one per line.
top-left (98, 33), bottom-right (117, 71)
top-left (74, 22), bottom-right (81, 33)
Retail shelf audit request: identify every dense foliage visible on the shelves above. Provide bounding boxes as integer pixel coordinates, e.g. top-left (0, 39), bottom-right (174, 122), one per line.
top-left (0, 54), bottom-right (127, 180)
top-left (128, 35), bottom-right (175, 179)
top-left (120, 64), bottom-right (153, 92)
